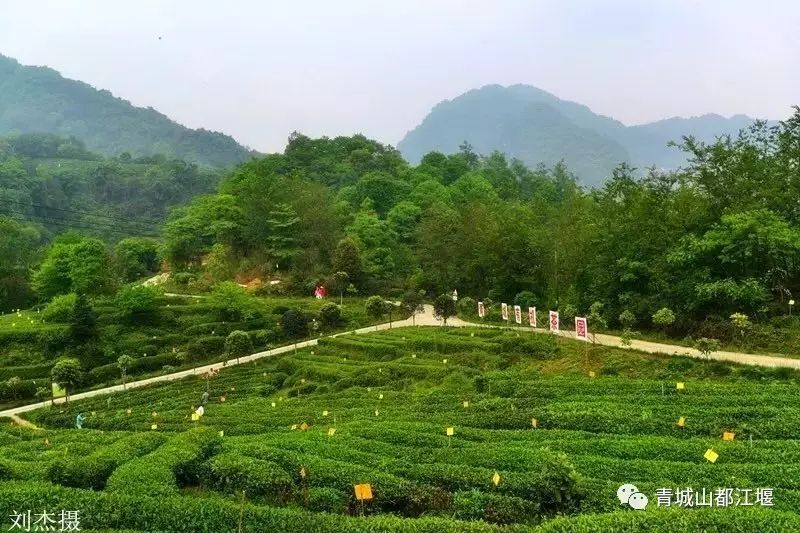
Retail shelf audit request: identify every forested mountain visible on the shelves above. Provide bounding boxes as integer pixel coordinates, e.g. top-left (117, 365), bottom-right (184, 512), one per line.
top-left (0, 54), bottom-right (256, 168)
top-left (398, 84), bottom-right (772, 185)
top-left (0, 133), bottom-right (222, 240)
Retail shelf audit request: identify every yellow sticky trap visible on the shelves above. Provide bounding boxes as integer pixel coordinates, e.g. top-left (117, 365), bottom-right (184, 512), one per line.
top-left (152, 411), bottom-right (158, 417)
top-left (704, 449), bottom-right (719, 463)
top-left (723, 431), bottom-right (735, 441)
top-left (300, 378), bottom-right (306, 384)
top-left (589, 371), bottom-right (595, 378)
top-left (300, 422), bottom-right (309, 431)
top-left (90, 411), bottom-right (96, 416)
top-left (299, 467), bottom-right (306, 479)
top-left (446, 427), bottom-right (454, 437)
top-left (290, 424), bottom-right (298, 430)
top-left (151, 424), bottom-right (158, 430)
top-left (531, 418), bottom-right (538, 428)
top-left (44, 438), bottom-right (50, 446)
top-left (492, 471), bottom-right (501, 486)
top-left (411, 354), bottom-right (417, 359)
top-left (328, 428), bottom-right (336, 436)
top-left (677, 417), bottom-right (686, 428)
top-left (218, 430), bottom-right (224, 437)
top-left (323, 410), bottom-right (329, 416)
top-left (191, 413), bottom-right (199, 421)
top-left (220, 396), bottom-right (226, 402)
top-left (442, 359), bottom-right (448, 364)
top-left (463, 400), bottom-right (470, 408)
top-left (126, 409), bottom-right (132, 415)
top-left (354, 483), bottom-right (373, 501)
top-left (676, 382), bottom-right (685, 390)
top-left (374, 409), bottom-right (379, 417)
top-left (379, 393), bottom-right (384, 400)
top-left (271, 402), bottom-right (276, 408)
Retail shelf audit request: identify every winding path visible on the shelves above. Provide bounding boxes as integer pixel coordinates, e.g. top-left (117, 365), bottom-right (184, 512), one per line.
top-left (2, 305), bottom-right (798, 419)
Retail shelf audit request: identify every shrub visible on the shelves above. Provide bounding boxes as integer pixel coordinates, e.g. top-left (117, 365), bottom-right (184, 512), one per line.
top-left (42, 293), bottom-right (77, 323)
top-left (618, 310), bottom-right (636, 329)
top-left (652, 307), bottom-right (676, 330)
top-left (306, 487), bottom-right (349, 513)
top-left (114, 284), bottom-right (162, 322)
top-left (513, 291), bottom-right (536, 308)
top-left (318, 303), bottom-right (342, 329)
top-left (186, 336), bottom-right (226, 360)
top-left (205, 453), bottom-right (292, 498)
top-left (457, 297), bottom-right (476, 316)
top-left (224, 330), bottom-right (253, 363)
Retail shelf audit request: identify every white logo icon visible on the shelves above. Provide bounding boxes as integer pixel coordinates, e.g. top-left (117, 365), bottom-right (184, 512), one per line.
top-left (617, 484), bottom-right (648, 510)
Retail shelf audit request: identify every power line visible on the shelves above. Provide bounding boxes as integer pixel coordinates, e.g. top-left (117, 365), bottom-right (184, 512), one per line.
top-left (0, 198), bottom-right (162, 230)
top-left (0, 207), bottom-right (161, 238)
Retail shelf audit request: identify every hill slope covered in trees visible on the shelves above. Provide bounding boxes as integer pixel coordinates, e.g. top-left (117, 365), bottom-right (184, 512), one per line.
top-left (0, 54), bottom-right (256, 168)
top-left (398, 84), bottom-right (772, 185)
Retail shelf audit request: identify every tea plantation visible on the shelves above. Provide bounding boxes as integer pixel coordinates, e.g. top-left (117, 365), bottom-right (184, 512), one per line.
top-left (4, 327), bottom-right (800, 531)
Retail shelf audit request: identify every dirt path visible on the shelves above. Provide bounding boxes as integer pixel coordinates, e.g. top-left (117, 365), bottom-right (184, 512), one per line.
top-left (2, 304), bottom-right (798, 419)
top-left (8, 414), bottom-right (40, 429)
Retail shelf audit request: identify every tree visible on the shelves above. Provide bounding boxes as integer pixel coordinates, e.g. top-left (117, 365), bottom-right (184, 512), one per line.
top-left (115, 285), bottom-right (161, 323)
top-left (652, 308), bottom-right (676, 333)
top-left (51, 358), bottom-right (83, 404)
top-left (281, 309), bottom-right (309, 352)
top-left (730, 312), bottom-right (751, 345)
top-left (265, 203), bottom-right (301, 270)
top-left (225, 330), bottom-right (254, 364)
top-left (332, 238), bottom-right (363, 287)
top-left (32, 236), bottom-right (114, 299)
top-left (694, 337), bottom-right (721, 360)
top-left (5, 376), bottom-right (22, 400)
top-left (318, 303), bottom-right (342, 329)
top-left (618, 310), bottom-right (636, 329)
top-left (117, 354), bottom-right (134, 389)
top-left (401, 290), bottom-right (426, 326)
top-left (210, 282), bottom-right (258, 321)
top-left (330, 272), bottom-right (350, 305)
top-left (433, 294), bottom-right (457, 326)
top-left (365, 296), bottom-right (387, 330)
top-left (70, 294), bottom-right (97, 344)
top-left (114, 237), bottom-right (160, 282)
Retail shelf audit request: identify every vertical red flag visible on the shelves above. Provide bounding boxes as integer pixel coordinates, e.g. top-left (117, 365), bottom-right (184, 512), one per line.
top-left (513, 305), bottom-right (522, 324)
top-left (575, 317), bottom-right (588, 341)
top-left (478, 301), bottom-right (485, 318)
top-left (549, 310), bottom-right (560, 332)
top-left (501, 303), bottom-right (509, 321)
top-left (528, 307), bottom-right (537, 327)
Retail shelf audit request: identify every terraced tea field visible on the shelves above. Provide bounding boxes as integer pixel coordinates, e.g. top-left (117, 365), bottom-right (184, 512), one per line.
top-left (3, 327), bottom-right (800, 531)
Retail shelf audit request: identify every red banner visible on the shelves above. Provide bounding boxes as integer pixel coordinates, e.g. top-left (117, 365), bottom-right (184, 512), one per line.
top-left (529, 307), bottom-right (537, 327)
top-left (477, 301), bottom-right (485, 318)
top-left (513, 305), bottom-right (522, 324)
top-left (501, 303), bottom-right (509, 321)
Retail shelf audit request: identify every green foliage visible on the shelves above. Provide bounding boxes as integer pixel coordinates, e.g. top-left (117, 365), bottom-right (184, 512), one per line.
top-left (365, 296), bottom-right (388, 322)
top-left (114, 285), bottom-right (162, 322)
top-left (0, 56), bottom-right (253, 166)
top-left (32, 236), bottom-right (114, 299)
top-left (50, 358), bottom-right (83, 400)
top-left (209, 282), bottom-right (258, 321)
top-left (618, 310), bottom-right (636, 329)
top-left (114, 238), bottom-right (160, 282)
top-left (693, 337), bottom-right (721, 359)
top-left (433, 294), bottom-right (457, 326)
top-left (652, 307), bottom-right (676, 329)
top-left (318, 303), bottom-right (342, 329)
top-left (70, 293), bottom-right (97, 343)
top-left (42, 293), bottom-right (77, 323)
top-left (281, 309), bottom-right (309, 340)
top-left (224, 330), bottom-right (253, 363)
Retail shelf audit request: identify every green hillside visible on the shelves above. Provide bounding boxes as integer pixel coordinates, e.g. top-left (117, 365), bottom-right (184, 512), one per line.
top-left (0, 54), bottom-right (256, 168)
top-left (0, 133), bottom-right (222, 238)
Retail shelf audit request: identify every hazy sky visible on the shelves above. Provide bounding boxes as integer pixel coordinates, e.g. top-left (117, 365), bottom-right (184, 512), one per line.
top-left (1, 0), bottom-right (798, 152)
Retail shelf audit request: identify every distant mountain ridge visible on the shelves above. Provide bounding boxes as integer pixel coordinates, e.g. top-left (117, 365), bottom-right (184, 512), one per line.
top-left (0, 54), bottom-right (256, 168)
top-left (398, 84), bottom-right (775, 185)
